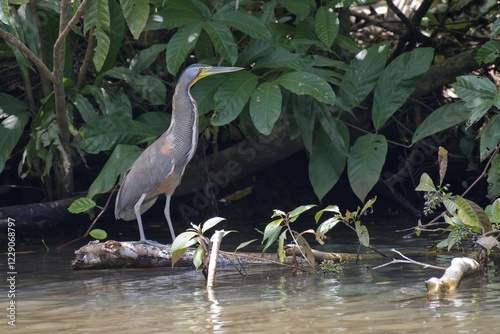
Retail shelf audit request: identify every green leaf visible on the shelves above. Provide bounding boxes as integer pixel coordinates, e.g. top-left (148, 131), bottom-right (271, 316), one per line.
top-left (84, 0), bottom-right (111, 71)
top-left (314, 205), bottom-right (340, 223)
top-left (191, 75), bottom-right (230, 115)
top-left (276, 71), bottom-right (336, 104)
top-left (120, 0), bottom-right (149, 39)
top-left (250, 82), bottom-right (282, 135)
top-left (235, 239), bottom-right (258, 252)
top-left (211, 71), bottom-right (258, 126)
top-left (347, 134), bottom-right (388, 203)
top-left (278, 230), bottom-right (287, 263)
top-left (314, 6), bottom-right (339, 49)
top-left (68, 197), bottom-right (97, 214)
top-left (252, 48), bottom-right (303, 70)
top-left (102, 67), bottom-right (166, 105)
top-left (355, 221), bottom-right (370, 247)
top-left (415, 173), bottom-right (436, 192)
top-left (487, 155), bottom-right (500, 201)
top-left (193, 245), bottom-right (205, 270)
top-left (288, 204), bottom-right (317, 222)
top-left (479, 114), bottom-right (500, 161)
top-left (72, 93), bottom-right (98, 123)
top-left (216, 11), bottom-right (271, 40)
top-left (489, 198), bottom-right (500, 226)
top-left (476, 40), bottom-right (500, 64)
top-left (202, 217), bottom-right (226, 234)
top-left (453, 75), bottom-right (498, 102)
top-left (87, 144), bottom-right (142, 199)
top-left (146, 1), bottom-right (204, 30)
top-left (438, 146), bottom-right (448, 187)
top-left (89, 229), bottom-right (108, 240)
top-left (448, 195), bottom-right (491, 233)
top-left (277, 0), bottom-right (310, 21)
top-left (130, 44), bottom-right (168, 73)
top-left (313, 101), bottom-right (346, 154)
top-left (166, 22), bottom-right (203, 75)
top-left (338, 42), bottom-right (389, 111)
top-left (316, 217), bottom-right (341, 235)
top-left (261, 219), bottom-right (283, 253)
top-left (135, 112), bottom-right (170, 138)
top-left (79, 113), bottom-right (154, 154)
top-left (0, 93), bottom-right (29, 173)
top-left (309, 125), bottom-right (348, 201)
top-left (171, 231), bottom-right (199, 267)
top-left (372, 48), bottom-right (434, 130)
top-left (291, 95), bottom-right (315, 152)
top-left (202, 21), bottom-right (237, 65)
top-left (412, 102), bottom-right (470, 143)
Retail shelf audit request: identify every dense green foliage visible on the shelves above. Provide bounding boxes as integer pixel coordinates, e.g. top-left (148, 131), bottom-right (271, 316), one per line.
top-left (0, 0), bottom-right (498, 209)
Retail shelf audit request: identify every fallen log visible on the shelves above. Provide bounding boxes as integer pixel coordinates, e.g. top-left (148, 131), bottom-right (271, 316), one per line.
top-left (425, 257), bottom-right (482, 294)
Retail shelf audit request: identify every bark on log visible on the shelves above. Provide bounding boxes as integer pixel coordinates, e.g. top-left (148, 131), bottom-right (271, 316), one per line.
top-left (425, 257), bottom-right (481, 294)
top-left (72, 240), bottom-right (282, 270)
top-left (0, 196), bottom-right (86, 230)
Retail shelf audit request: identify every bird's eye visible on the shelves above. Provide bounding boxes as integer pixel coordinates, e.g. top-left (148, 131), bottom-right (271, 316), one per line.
top-left (198, 67), bottom-right (205, 73)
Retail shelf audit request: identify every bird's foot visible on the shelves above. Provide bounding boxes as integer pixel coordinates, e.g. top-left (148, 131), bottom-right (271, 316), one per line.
top-left (134, 239), bottom-right (167, 248)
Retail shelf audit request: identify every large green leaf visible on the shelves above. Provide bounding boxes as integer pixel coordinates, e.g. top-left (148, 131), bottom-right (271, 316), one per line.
top-left (275, 71), bottom-right (336, 105)
top-left (476, 40), bottom-right (500, 64)
top-left (309, 125), bottom-right (348, 201)
top-left (102, 67), bottom-right (166, 105)
top-left (347, 134), bottom-right (388, 202)
top-left (250, 82), bottom-right (282, 135)
top-left (216, 11), bottom-right (271, 40)
top-left (145, 0), bottom-right (205, 30)
top-left (277, 0), bottom-right (310, 21)
top-left (291, 95), bottom-right (315, 153)
top-left (252, 48), bottom-right (303, 70)
top-left (84, 0), bottom-right (111, 71)
top-left (166, 22), bottom-right (203, 75)
top-left (72, 93), bottom-right (98, 123)
top-left (191, 74), bottom-right (232, 115)
top-left (119, 0), bottom-right (149, 39)
top-left (412, 102), bottom-right (470, 143)
top-left (262, 219), bottom-right (283, 253)
top-left (129, 44), bottom-right (168, 73)
top-left (202, 21), bottom-right (237, 65)
top-left (479, 114), bottom-right (500, 161)
top-left (211, 71), bottom-right (258, 126)
top-left (135, 112), bottom-right (170, 139)
top-left (0, 93), bottom-right (29, 174)
top-left (314, 6), bottom-right (339, 49)
top-left (87, 144), bottom-right (142, 198)
top-left (452, 75), bottom-right (498, 102)
top-left (313, 101), bottom-right (346, 154)
top-left (239, 39), bottom-right (275, 66)
top-left (78, 113), bottom-right (155, 154)
top-left (171, 231), bottom-right (199, 267)
top-left (372, 48), bottom-right (434, 130)
top-left (338, 42), bottom-right (389, 111)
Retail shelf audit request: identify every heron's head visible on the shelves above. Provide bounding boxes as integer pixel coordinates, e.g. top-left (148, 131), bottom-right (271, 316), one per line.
top-left (182, 64), bottom-right (244, 88)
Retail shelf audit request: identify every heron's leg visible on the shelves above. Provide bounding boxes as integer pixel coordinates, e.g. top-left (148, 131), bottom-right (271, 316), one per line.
top-left (164, 195), bottom-right (176, 242)
top-left (134, 193), bottom-right (148, 242)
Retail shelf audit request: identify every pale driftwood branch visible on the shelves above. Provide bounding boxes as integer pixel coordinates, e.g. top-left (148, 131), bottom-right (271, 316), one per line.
top-left (372, 248), bottom-right (447, 270)
top-left (425, 257), bottom-right (481, 294)
top-left (207, 230), bottom-right (225, 289)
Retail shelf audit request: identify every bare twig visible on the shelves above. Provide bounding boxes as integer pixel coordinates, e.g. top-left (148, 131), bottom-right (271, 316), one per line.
top-left (57, 185), bottom-right (117, 249)
top-left (372, 249), bottom-right (447, 270)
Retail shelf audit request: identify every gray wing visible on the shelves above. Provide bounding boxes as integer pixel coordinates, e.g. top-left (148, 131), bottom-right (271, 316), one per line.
top-left (115, 138), bottom-right (175, 220)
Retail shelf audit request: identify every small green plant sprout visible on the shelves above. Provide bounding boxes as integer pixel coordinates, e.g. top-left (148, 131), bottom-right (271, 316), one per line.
top-left (415, 147), bottom-right (450, 216)
top-left (260, 205), bottom-right (318, 268)
top-left (415, 147), bottom-right (495, 251)
top-left (315, 197), bottom-right (377, 249)
top-left (170, 217), bottom-right (231, 269)
top-left (89, 229), bottom-right (108, 240)
top-left (67, 197), bottom-right (97, 215)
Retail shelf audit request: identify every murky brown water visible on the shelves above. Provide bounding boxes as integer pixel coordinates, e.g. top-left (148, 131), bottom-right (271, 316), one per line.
top-left (3, 221), bottom-right (500, 333)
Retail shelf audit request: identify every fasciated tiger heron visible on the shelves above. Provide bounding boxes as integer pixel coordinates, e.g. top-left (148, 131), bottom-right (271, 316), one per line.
top-left (115, 64), bottom-right (243, 244)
